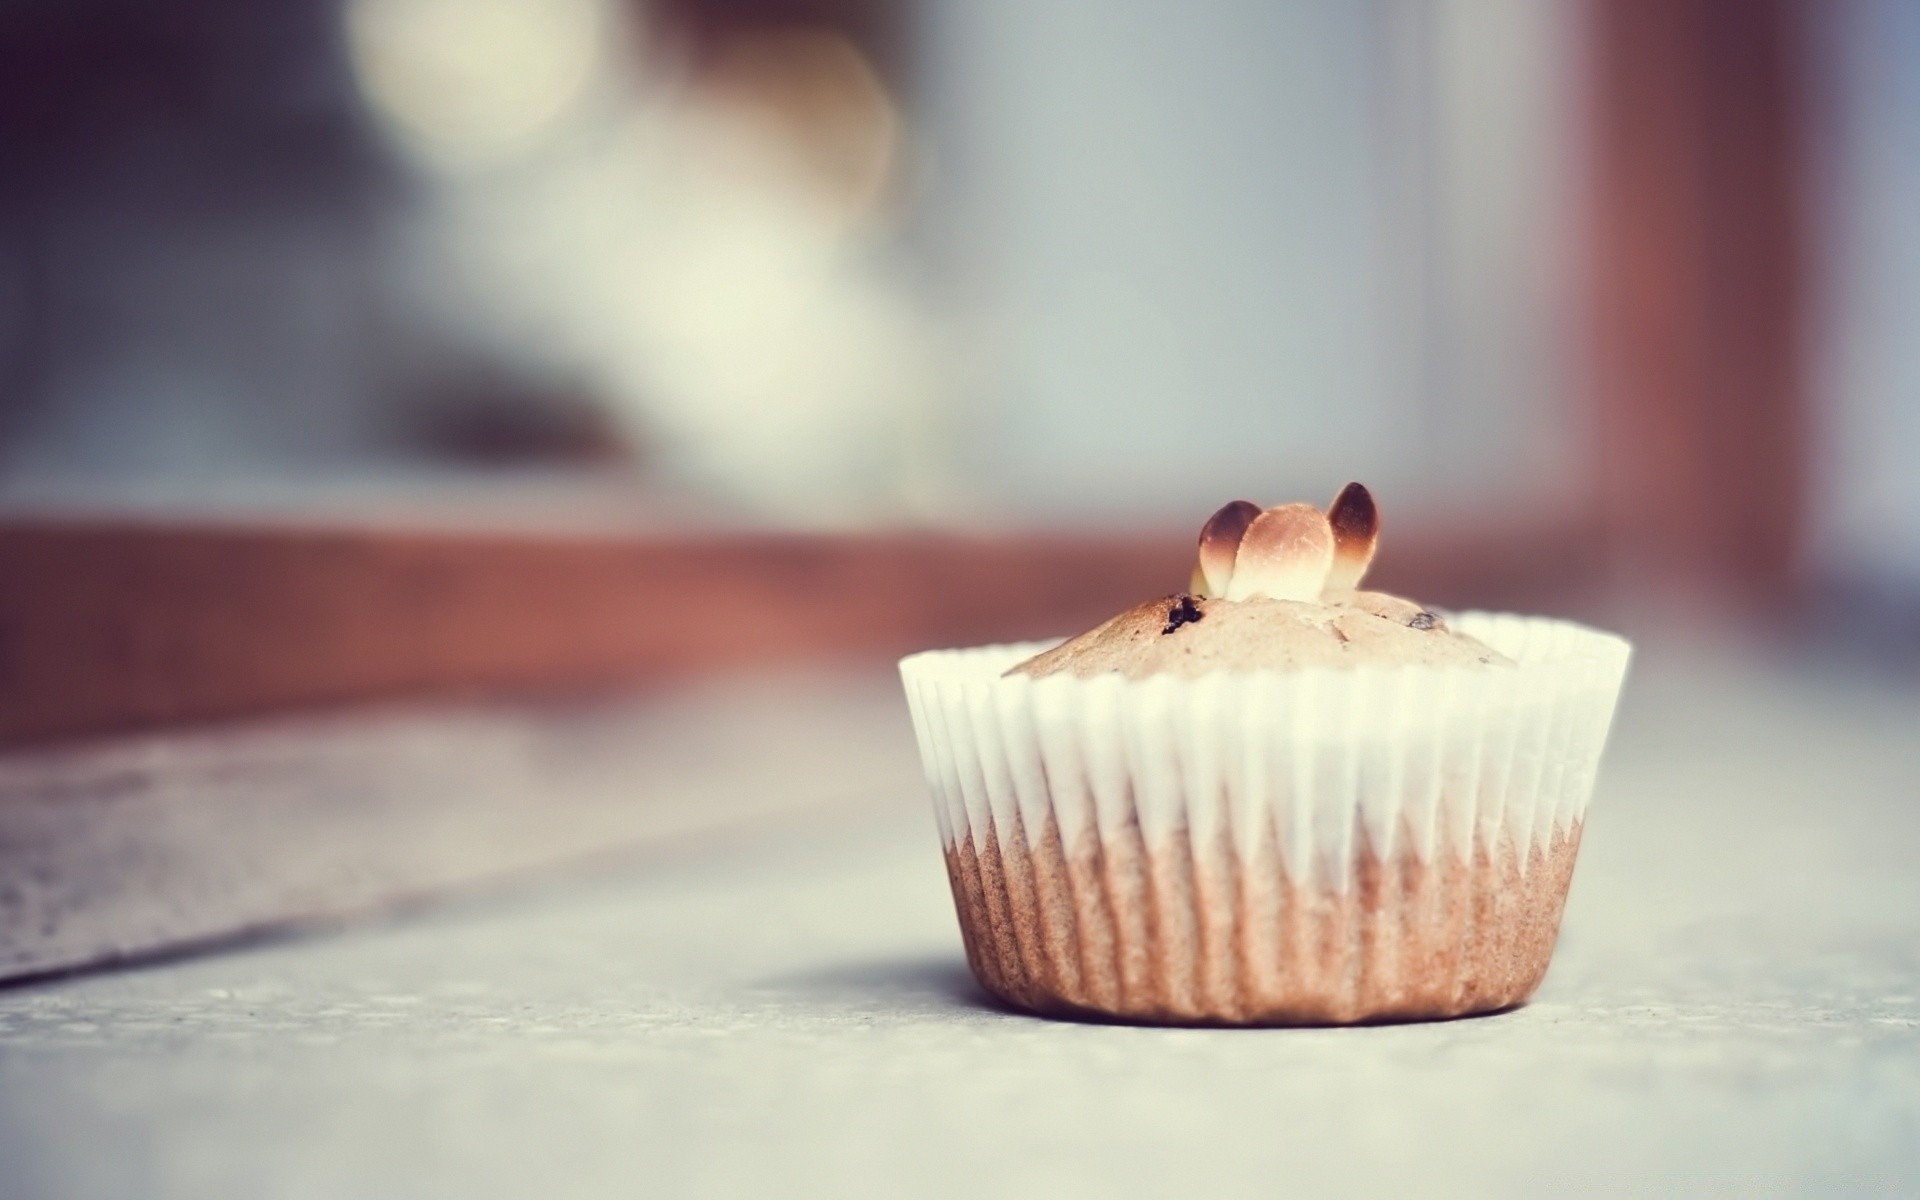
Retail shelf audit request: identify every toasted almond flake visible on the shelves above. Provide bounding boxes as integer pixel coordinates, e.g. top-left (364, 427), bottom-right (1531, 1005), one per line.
top-left (1195, 499), bottom-right (1261, 597)
top-left (1325, 481), bottom-right (1379, 593)
top-left (1225, 502), bottom-right (1334, 601)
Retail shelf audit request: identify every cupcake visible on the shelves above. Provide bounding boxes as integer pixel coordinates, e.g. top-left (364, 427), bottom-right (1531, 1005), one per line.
top-left (899, 485), bottom-right (1629, 1025)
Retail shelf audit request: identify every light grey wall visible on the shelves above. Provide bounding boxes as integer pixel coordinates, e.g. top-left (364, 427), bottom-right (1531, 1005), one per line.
top-left (1810, 0), bottom-right (1920, 593)
top-left (919, 0), bottom-right (1585, 523)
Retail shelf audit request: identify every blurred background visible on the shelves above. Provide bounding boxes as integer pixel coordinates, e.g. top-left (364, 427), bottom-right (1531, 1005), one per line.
top-left (0, 0), bottom-right (1912, 630)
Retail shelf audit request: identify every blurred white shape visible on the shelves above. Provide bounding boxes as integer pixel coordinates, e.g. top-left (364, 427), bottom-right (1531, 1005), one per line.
top-left (697, 31), bottom-right (904, 219)
top-left (362, 12), bottom-right (941, 521)
top-left (346, 0), bottom-right (609, 168)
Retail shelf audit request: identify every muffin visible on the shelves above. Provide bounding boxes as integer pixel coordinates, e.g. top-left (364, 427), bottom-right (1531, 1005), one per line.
top-left (899, 485), bottom-right (1630, 1025)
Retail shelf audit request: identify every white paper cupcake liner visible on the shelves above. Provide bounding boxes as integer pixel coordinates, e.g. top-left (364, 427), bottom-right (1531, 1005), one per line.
top-left (898, 613), bottom-right (1630, 1024)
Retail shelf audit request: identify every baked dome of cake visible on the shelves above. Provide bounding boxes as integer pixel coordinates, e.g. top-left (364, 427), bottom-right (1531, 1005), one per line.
top-left (1009, 484), bottom-right (1511, 679)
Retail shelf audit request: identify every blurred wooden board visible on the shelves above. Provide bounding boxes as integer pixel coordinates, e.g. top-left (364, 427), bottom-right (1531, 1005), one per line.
top-left (0, 516), bottom-right (1600, 748)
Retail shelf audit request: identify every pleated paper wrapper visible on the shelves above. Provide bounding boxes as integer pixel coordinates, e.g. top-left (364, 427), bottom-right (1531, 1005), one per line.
top-left (899, 614), bottom-right (1631, 1025)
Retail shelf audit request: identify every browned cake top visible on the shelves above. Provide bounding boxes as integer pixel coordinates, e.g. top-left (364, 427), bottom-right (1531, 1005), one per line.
top-left (1010, 485), bottom-right (1513, 679)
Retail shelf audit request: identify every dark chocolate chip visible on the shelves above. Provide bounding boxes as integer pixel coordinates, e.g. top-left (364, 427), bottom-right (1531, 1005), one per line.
top-left (1408, 611), bottom-right (1439, 630)
top-left (1162, 595), bottom-right (1204, 635)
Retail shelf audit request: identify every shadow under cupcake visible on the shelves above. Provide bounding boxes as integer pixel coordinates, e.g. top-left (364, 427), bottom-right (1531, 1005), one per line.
top-left (900, 485), bottom-right (1630, 1026)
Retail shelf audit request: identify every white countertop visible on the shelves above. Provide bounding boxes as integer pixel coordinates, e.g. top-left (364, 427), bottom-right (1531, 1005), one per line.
top-left (2, 647), bottom-right (1917, 1198)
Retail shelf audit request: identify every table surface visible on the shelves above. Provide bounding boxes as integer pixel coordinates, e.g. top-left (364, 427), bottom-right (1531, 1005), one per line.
top-left (2, 644), bottom-right (1917, 1199)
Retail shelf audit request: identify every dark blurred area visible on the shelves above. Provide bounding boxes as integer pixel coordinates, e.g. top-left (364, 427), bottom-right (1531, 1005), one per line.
top-left (0, 0), bottom-right (408, 473)
top-left (0, 0), bottom-right (1916, 634)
